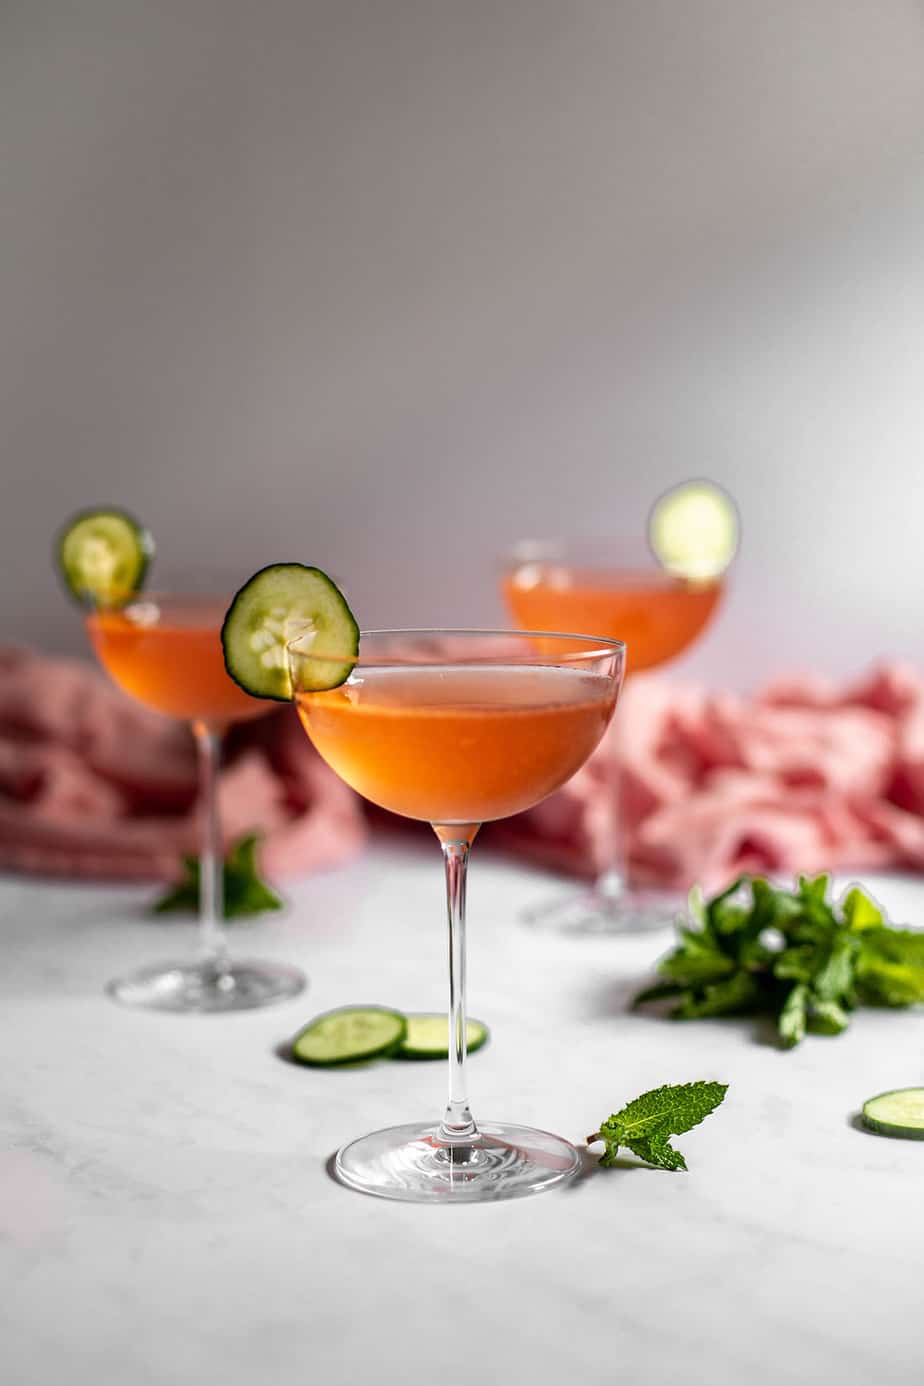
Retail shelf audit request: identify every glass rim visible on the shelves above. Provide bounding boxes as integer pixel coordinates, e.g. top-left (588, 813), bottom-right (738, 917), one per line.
top-left (498, 536), bottom-right (731, 587)
top-left (498, 537), bottom-right (719, 585)
top-left (501, 535), bottom-right (655, 561)
top-left (286, 625), bottom-right (626, 665)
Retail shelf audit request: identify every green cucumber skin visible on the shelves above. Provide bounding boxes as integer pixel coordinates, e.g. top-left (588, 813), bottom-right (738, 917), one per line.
top-left (863, 1117), bottom-right (924, 1140)
top-left (221, 562), bottom-right (360, 701)
top-left (290, 1006), bottom-right (407, 1068)
top-left (55, 507), bottom-right (153, 606)
top-left (221, 562), bottom-right (308, 703)
top-left (862, 1089), bottom-right (924, 1140)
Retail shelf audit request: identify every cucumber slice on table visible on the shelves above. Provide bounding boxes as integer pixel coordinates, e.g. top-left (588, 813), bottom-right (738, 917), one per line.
top-left (862, 1088), bottom-right (924, 1139)
top-left (221, 563), bottom-right (359, 700)
top-left (56, 508), bottom-right (154, 606)
top-left (291, 1006), bottom-right (407, 1067)
top-left (648, 480), bottom-right (739, 582)
top-left (396, 1013), bottom-right (490, 1061)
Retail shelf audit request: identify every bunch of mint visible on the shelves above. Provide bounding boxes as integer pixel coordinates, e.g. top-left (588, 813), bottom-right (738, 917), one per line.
top-left (633, 874), bottom-right (924, 1047)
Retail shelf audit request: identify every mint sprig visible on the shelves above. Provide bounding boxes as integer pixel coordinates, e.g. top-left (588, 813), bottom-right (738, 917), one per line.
top-left (588, 1081), bottom-right (728, 1171)
top-left (634, 874), bottom-right (924, 1047)
top-left (152, 833), bottom-right (284, 919)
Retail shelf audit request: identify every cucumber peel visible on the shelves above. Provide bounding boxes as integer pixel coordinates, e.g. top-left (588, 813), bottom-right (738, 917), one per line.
top-left (861, 1088), bottom-right (924, 1139)
top-left (221, 562), bottom-right (359, 700)
top-left (396, 1013), bottom-right (490, 1060)
top-left (648, 480), bottom-right (739, 582)
top-left (55, 507), bottom-right (154, 606)
top-left (291, 1006), bottom-right (406, 1067)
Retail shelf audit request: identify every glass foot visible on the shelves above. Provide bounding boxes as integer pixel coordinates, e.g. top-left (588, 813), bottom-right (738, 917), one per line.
top-left (106, 959), bottom-right (307, 1012)
top-left (333, 1120), bottom-right (581, 1203)
top-left (523, 886), bottom-right (682, 934)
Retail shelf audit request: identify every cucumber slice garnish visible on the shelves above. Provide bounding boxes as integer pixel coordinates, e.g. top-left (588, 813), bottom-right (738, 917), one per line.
top-left (290, 1006), bottom-right (407, 1067)
top-left (55, 507), bottom-right (154, 606)
top-left (395, 1013), bottom-right (490, 1061)
top-left (861, 1088), bottom-right (924, 1139)
top-left (221, 563), bottom-right (359, 701)
top-left (648, 480), bottom-right (739, 582)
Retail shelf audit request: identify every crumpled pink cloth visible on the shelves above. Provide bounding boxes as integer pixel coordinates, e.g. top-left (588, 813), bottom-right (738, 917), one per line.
top-left (487, 663), bottom-right (924, 891)
top-left (0, 647), bottom-right (366, 881)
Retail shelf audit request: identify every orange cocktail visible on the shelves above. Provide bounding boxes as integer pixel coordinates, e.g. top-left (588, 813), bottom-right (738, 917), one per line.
top-left (288, 628), bottom-right (625, 1204)
top-left (502, 565), bottom-right (722, 673)
top-left (83, 593), bottom-right (303, 1013)
top-left (501, 540), bottom-right (727, 932)
top-left (87, 596), bottom-right (266, 727)
top-left (297, 664), bottom-right (616, 826)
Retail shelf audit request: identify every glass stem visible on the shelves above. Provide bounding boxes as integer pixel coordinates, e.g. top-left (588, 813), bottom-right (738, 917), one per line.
top-left (438, 836), bottom-right (477, 1143)
top-left (192, 721), bottom-right (230, 977)
top-left (596, 709), bottom-right (629, 904)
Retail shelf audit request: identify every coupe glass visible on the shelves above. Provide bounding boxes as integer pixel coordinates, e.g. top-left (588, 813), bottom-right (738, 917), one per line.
top-left (289, 628), bottom-right (625, 1203)
top-left (501, 538), bottom-right (725, 932)
top-left (85, 592), bottom-right (306, 1011)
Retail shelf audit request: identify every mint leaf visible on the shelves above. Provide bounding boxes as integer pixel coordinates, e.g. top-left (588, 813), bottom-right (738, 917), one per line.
top-left (842, 886), bottom-right (883, 932)
top-left (807, 999), bottom-right (849, 1035)
top-left (799, 873), bottom-right (830, 904)
top-left (224, 874), bottom-right (284, 918)
top-left (629, 1135), bottom-right (688, 1172)
top-left (631, 980), bottom-right (686, 1007)
top-left (151, 833), bottom-right (284, 919)
top-left (705, 875), bottom-right (748, 925)
top-left (686, 883), bottom-right (708, 930)
top-left (671, 970), bottom-right (761, 1018)
top-left (152, 854), bottom-right (200, 915)
top-left (707, 877), bottom-right (750, 937)
top-left (589, 1081), bottom-right (728, 1171)
top-left (151, 877), bottom-right (198, 915)
top-left (813, 934), bottom-right (856, 1001)
top-left (227, 833), bottom-right (259, 875)
top-left (855, 927), bottom-right (924, 1006)
top-left (658, 951), bottom-right (737, 987)
top-left (748, 876), bottom-right (780, 932)
top-left (863, 926), bottom-right (924, 965)
top-left (773, 944), bottom-right (816, 983)
top-left (778, 982), bottom-right (808, 1047)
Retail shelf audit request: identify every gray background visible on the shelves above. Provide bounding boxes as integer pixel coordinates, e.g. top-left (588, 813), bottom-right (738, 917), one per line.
top-left (4, 0), bottom-right (924, 685)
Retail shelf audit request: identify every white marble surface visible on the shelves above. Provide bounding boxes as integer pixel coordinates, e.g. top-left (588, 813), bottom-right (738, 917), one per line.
top-left (2, 841), bottom-right (924, 1386)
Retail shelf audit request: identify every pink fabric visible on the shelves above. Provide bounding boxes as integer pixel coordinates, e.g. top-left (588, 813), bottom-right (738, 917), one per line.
top-left (487, 663), bottom-right (924, 890)
top-left (8, 647), bottom-right (924, 894)
top-left (0, 648), bottom-right (366, 882)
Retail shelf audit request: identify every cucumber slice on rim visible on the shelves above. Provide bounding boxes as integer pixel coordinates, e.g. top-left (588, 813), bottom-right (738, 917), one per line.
top-left (221, 563), bottom-right (359, 700)
top-left (55, 507), bottom-right (154, 606)
top-left (648, 480), bottom-right (739, 582)
top-left (291, 1006), bottom-right (407, 1067)
top-left (861, 1088), bottom-right (924, 1139)
top-left (396, 1014), bottom-right (490, 1061)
